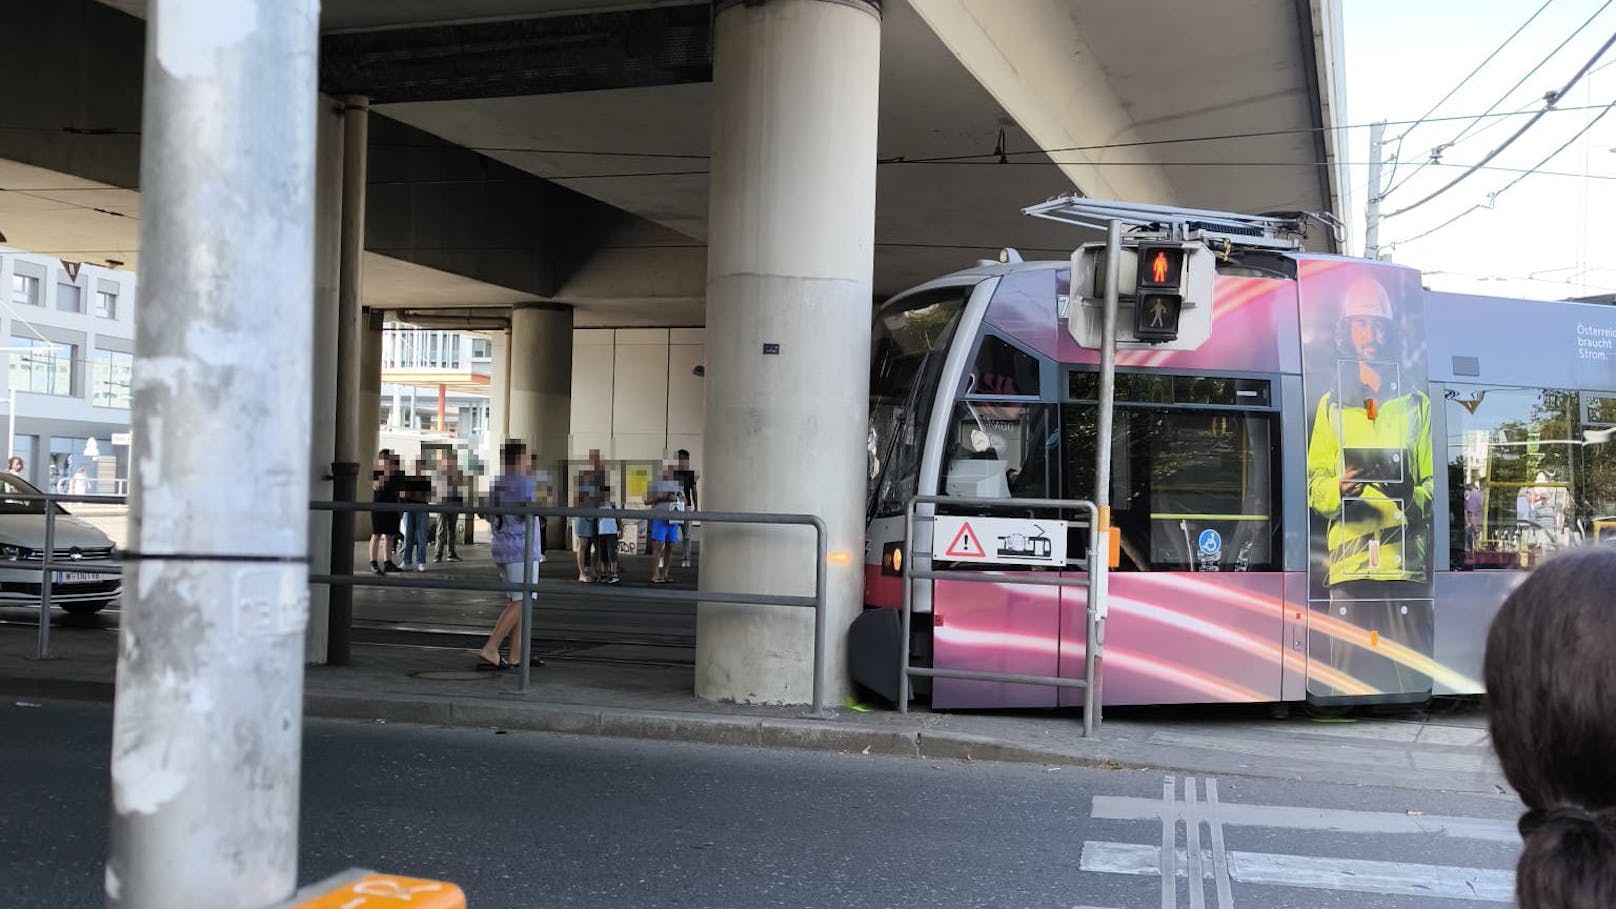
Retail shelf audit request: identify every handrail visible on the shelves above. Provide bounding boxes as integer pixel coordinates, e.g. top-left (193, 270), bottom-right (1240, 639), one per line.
top-left (900, 494), bottom-right (1107, 736)
top-left (24, 491), bottom-right (831, 715)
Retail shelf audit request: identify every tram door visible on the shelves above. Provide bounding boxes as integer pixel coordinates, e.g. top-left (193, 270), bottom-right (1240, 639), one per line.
top-left (1058, 371), bottom-right (1288, 706)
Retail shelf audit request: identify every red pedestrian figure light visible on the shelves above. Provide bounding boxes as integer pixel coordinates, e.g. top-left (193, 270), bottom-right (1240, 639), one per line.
top-left (1151, 250), bottom-right (1169, 284)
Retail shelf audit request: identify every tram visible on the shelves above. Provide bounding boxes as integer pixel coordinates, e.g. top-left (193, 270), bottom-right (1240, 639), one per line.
top-left (857, 200), bottom-right (1616, 709)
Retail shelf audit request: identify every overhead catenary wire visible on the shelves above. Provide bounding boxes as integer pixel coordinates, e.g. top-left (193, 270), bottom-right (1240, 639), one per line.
top-left (1383, 0), bottom-right (1614, 196)
top-left (1383, 29), bottom-right (1616, 219)
top-left (1389, 97), bottom-right (1616, 247)
top-left (1382, 0), bottom-right (1558, 188)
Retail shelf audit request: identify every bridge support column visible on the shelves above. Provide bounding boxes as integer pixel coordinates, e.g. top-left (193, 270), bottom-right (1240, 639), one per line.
top-left (696, 0), bottom-right (882, 705)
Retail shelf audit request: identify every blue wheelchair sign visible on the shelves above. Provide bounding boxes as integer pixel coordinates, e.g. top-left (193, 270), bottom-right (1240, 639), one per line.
top-left (1197, 529), bottom-right (1223, 558)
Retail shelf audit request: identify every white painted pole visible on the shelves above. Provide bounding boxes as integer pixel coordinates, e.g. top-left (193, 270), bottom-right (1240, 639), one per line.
top-left (107, 1), bottom-right (320, 907)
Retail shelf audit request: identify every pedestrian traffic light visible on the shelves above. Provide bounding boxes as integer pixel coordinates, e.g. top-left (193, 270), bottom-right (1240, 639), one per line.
top-left (1133, 244), bottom-right (1185, 342)
top-left (1135, 291), bottom-right (1182, 342)
top-left (1136, 245), bottom-right (1184, 291)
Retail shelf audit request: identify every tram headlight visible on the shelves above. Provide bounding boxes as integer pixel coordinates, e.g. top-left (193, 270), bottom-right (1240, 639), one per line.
top-left (881, 541), bottom-right (905, 577)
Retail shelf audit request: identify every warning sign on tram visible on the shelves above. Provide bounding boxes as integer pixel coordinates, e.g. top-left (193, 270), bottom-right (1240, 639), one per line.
top-left (932, 516), bottom-right (1067, 567)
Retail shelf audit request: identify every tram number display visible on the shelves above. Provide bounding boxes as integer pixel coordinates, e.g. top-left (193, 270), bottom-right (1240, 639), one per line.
top-left (931, 515), bottom-right (1067, 567)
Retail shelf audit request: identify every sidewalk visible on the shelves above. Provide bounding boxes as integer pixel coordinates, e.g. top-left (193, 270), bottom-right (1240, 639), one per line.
top-left (0, 618), bottom-right (1508, 798)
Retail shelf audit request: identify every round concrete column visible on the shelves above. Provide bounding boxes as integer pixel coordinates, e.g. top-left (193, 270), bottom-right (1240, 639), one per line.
top-left (697, 0), bottom-right (881, 705)
top-left (508, 303), bottom-right (573, 504)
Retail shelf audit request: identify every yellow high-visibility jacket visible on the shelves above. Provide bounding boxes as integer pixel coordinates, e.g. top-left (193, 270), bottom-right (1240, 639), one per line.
top-left (1306, 388), bottom-right (1433, 585)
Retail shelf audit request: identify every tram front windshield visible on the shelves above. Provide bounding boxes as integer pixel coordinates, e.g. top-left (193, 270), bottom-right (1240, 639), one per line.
top-left (869, 285), bottom-right (973, 518)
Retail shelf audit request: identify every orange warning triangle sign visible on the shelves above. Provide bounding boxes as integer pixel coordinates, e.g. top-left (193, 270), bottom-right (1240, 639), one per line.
top-left (943, 521), bottom-right (985, 559)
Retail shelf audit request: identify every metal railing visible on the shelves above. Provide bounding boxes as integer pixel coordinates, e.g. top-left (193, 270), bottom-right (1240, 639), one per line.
top-left (900, 494), bottom-right (1108, 736)
top-left (19, 490), bottom-right (831, 715)
top-left (24, 492), bottom-right (128, 660)
top-left (308, 499), bottom-right (831, 713)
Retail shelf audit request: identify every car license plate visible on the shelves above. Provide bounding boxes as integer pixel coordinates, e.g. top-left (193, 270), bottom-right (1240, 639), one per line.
top-left (52, 571), bottom-right (100, 584)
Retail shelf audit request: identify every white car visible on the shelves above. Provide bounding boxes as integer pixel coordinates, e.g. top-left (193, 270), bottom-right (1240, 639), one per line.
top-left (0, 472), bottom-right (121, 616)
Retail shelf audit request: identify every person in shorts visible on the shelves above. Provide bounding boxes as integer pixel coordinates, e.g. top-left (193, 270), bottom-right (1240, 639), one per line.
top-left (477, 440), bottom-right (544, 671)
top-left (594, 492), bottom-right (621, 584)
top-left (573, 449), bottom-right (605, 582)
top-left (647, 461), bottom-right (683, 584)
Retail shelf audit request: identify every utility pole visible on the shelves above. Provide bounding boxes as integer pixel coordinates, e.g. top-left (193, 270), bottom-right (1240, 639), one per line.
top-left (1364, 120), bottom-right (1387, 260)
top-left (108, 1), bottom-right (319, 907)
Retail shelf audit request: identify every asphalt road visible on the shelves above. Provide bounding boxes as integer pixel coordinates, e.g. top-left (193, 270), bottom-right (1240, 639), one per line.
top-left (2, 699), bottom-right (1524, 909)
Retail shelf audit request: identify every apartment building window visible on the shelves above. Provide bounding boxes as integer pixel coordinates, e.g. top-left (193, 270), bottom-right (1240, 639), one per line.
top-left (472, 338), bottom-right (491, 359)
top-left (95, 289), bottom-right (118, 319)
top-left (9, 337), bottom-right (74, 396)
top-left (57, 282), bottom-right (83, 313)
top-left (91, 348), bottom-right (133, 409)
top-left (11, 274), bottom-right (40, 307)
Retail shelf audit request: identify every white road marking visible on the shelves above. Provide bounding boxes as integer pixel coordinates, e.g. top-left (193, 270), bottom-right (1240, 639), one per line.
top-left (1183, 778), bottom-right (1205, 909)
top-left (1203, 778), bottom-right (1233, 909)
top-left (1159, 776), bottom-right (1176, 909)
top-left (1092, 795), bottom-right (1519, 843)
top-left (1079, 841), bottom-right (1514, 902)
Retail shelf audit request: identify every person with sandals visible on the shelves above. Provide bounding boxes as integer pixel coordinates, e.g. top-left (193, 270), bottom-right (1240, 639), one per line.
top-left (476, 440), bottom-right (545, 671)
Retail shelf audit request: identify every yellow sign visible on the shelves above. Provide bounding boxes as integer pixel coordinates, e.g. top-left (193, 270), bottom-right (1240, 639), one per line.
top-left (627, 465), bottom-right (652, 501)
top-left (295, 873), bottom-right (465, 909)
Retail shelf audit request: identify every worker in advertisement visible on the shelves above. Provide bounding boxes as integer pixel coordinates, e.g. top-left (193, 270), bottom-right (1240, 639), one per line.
top-left (1302, 263), bottom-right (1435, 703)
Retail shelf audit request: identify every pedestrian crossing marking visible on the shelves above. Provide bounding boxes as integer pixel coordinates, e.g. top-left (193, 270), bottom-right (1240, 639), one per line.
top-left (1086, 775), bottom-right (1518, 906)
top-left (1092, 794), bottom-right (1518, 842)
top-left (1079, 841), bottom-right (1514, 902)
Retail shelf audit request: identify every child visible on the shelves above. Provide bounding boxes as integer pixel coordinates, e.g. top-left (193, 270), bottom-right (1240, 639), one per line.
top-left (595, 491), bottom-right (621, 584)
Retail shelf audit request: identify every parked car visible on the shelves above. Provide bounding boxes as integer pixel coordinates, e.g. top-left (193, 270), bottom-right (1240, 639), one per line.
top-left (0, 472), bottom-right (120, 616)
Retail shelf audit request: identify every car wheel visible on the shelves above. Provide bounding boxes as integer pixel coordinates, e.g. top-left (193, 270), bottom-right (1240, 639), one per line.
top-left (61, 601), bottom-right (109, 616)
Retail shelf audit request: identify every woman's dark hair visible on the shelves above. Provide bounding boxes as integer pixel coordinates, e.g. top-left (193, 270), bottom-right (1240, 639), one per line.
top-left (1485, 547), bottom-right (1616, 909)
top-left (501, 439), bottom-right (527, 467)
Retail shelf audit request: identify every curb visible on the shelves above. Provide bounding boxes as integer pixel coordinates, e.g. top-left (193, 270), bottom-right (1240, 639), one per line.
top-left (302, 689), bottom-right (1105, 768)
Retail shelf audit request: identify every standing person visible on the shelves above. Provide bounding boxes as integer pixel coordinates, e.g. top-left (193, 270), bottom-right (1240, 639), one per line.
top-left (1462, 481), bottom-right (1483, 553)
top-left (646, 461), bottom-right (682, 584)
top-left (476, 440), bottom-right (544, 671)
top-left (1304, 277), bottom-right (1433, 694)
top-left (595, 490), bottom-right (621, 584)
top-left (674, 449), bottom-right (698, 568)
top-left (573, 449), bottom-right (605, 583)
top-left (434, 450), bottom-right (465, 563)
top-left (1484, 548), bottom-right (1616, 909)
top-left (368, 450), bottom-right (403, 574)
top-left (400, 458), bottom-right (433, 572)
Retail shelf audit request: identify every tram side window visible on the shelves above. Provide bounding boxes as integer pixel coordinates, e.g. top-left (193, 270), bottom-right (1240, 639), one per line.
top-left (940, 402), bottom-right (1057, 501)
top-left (1063, 404), bottom-right (1280, 572)
top-left (1444, 384), bottom-right (1581, 569)
top-left (970, 335), bottom-right (1041, 397)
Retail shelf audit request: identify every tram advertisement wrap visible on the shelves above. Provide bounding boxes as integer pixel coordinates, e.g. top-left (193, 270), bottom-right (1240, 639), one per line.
top-left (1298, 259), bottom-right (1435, 703)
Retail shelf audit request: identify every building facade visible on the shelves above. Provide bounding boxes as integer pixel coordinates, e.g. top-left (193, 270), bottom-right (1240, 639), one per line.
top-left (0, 248), bottom-right (134, 492)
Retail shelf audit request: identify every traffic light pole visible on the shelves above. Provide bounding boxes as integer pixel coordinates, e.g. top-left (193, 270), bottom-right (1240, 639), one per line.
top-left (108, 2), bottom-right (319, 907)
top-left (1094, 220), bottom-right (1122, 536)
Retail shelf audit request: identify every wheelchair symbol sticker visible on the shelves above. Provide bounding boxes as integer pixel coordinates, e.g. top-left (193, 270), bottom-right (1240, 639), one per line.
top-left (1197, 529), bottom-right (1222, 557)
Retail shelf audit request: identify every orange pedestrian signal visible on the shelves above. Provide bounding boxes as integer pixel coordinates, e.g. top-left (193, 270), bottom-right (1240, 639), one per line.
top-left (1135, 244), bottom-right (1183, 290)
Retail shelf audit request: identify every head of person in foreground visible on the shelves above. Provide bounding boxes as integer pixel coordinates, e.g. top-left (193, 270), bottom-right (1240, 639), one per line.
top-left (1486, 546), bottom-right (1616, 909)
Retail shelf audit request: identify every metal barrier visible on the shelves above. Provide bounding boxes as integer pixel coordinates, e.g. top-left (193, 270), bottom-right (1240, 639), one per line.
top-left (20, 491), bottom-right (128, 661)
top-left (308, 499), bottom-right (831, 713)
top-left (899, 495), bottom-right (1108, 736)
top-left (19, 491), bottom-right (829, 714)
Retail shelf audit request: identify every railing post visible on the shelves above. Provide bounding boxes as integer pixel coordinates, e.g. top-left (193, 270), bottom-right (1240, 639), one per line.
top-left (37, 495), bottom-right (55, 660)
top-left (327, 462), bottom-right (358, 666)
top-left (811, 517), bottom-right (828, 716)
top-left (518, 512), bottom-right (535, 693)
top-left (898, 499), bottom-right (914, 714)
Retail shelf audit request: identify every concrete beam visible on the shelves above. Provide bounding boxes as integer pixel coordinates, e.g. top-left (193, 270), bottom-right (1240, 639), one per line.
top-left (906, 0), bottom-right (1178, 204)
top-left (320, 4), bottom-right (713, 104)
